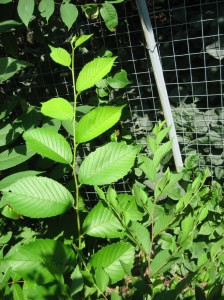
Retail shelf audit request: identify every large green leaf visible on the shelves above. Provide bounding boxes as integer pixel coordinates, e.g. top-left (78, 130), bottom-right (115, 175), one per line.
top-left (78, 142), bottom-right (140, 185)
top-left (23, 127), bottom-right (73, 164)
top-left (0, 239), bottom-right (75, 284)
top-left (76, 57), bottom-right (117, 92)
top-left (38, 0), bottom-right (54, 22)
top-left (0, 145), bottom-right (35, 171)
top-left (89, 242), bottom-right (135, 284)
top-left (76, 105), bottom-right (124, 143)
top-left (17, 0), bottom-right (34, 27)
top-left (83, 202), bottom-right (124, 238)
top-left (154, 214), bottom-right (173, 237)
top-left (100, 2), bottom-right (118, 31)
top-left (41, 97), bottom-right (73, 121)
top-left (0, 170), bottom-right (42, 190)
top-left (60, 2), bottom-right (78, 30)
top-left (2, 176), bottom-right (74, 218)
top-left (153, 140), bottom-right (172, 168)
top-left (49, 45), bottom-right (71, 67)
top-left (0, 57), bottom-right (33, 83)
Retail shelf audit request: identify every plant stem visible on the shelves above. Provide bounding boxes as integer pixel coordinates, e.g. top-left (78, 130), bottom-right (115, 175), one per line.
top-left (71, 45), bottom-right (82, 248)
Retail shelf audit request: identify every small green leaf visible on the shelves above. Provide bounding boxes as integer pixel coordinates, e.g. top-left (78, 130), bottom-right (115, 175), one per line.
top-left (147, 135), bottom-right (157, 154)
top-left (76, 57), bottom-right (117, 92)
top-left (178, 214), bottom-right (194, 245)
top-left (41, 98), bottom-right (73, 121)
top-left (0, 20), bottom-right (22, 33)
top-left (90, 242), bottom-right (135, 284)
top-left (74, 34), bottom-right (93, 49)
top-left (107, 70), bottom-right (130, 89)
top-left (17, 0), bottom-right (34, 27)
top-left (1, 205), bottom-right (21, 220)
top-left (83, 202), bottom-right (124, 238)
top-left (0, 0), bottom-right (13, 3)
top-left (0, 57), bottom-right (33, 83)
top-left (2, 176), bottom-right (74, 218)
top-left (0, 145), bottom-right (35, 171)
top-left (78, 142), bottom-right (140, 185)
top-left (129, 221), bottom-right (150, 254)
top-left (38, 0), bottom-right (54, 22)
top-left (138, 154), bottom-right (157, 182)
top-left (49, 45), bottom-right (71, 67)
top-left (153, 140), bottom-right (172, 167)
top-left (100, 2), bottom-right (118, 31)
top-left (118, 194), bottom-right (143, 221)
top-left (76, 105), bottom-right (124, 143)
top-left (82, 4), bottom-right (99, 19)
top-left (70, 266), bottom-right (84, 296)
top-left (60, 2), bottom-right (78, 30)
top-left (23, 127), bottom-right (73, 164)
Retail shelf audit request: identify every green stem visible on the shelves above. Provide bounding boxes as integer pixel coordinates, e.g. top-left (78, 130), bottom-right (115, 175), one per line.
top-left (71, 45), bottom-right (82, 248)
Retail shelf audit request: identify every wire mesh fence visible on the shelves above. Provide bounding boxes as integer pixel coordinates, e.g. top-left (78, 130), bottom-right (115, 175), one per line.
top-left (1, 0), bottom-right (223, 200)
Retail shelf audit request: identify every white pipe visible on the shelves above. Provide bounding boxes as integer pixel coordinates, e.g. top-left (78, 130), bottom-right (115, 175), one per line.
top-left (136, 0), bottom-right (183, 171)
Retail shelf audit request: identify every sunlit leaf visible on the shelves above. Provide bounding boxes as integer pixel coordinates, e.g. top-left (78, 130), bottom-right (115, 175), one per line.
top-left (41, 98), bottom-right (73, 121)
top-left (2, 176), bottom-right (74, 218)
top-left (78, 142), bottom-right (140, 185)
top-left (76, 57), bottom-right (117, 92)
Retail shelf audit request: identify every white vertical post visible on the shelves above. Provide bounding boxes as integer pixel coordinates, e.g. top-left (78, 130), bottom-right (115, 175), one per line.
top-left (136, 0), bottom-right (183, 171)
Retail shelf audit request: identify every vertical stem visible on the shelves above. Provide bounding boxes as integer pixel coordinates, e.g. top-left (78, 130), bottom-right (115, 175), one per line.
top-left (71, 46), bottom-right (81, 248)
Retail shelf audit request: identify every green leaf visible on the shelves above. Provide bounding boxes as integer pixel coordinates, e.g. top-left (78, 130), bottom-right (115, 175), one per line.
top-left (100, 2), bottom-right (118, 31)
top-left (89, 242), bottom-right (135, 284)
top-left (95, 267), bottom-right (110, 292)
top-left (49, 45), bottom-right (71, 67)
top-left (153, 140), bottom-right (172, 168)
top-left (38, 0), bottom-right (54, 22)
top-left (129, 221), bottom-right (150, 254)
top-left (0, 121), bottom-right (23, 146)
top-left (0, 145), bottom-right (35, 171)
top-left (83, 202), bottom-right (124, 238)
top-left (0, 0), bottom-right (13, 3)
top-left (78, 142), bottom-right (140, 185)
top-left (74, 34), bottom-right (93, 49)
top-left (118, 194), bottom-right (143, 221)
top-left (76, 57), bottom-right (117, 92)
top-left (76, 105), bottom-right (124, 143)
top-left (150, 250), bottom-right (171, 276)
top-left (41, 97), bottom-right (73, 121)
top-left (178, 214), bottom-right (194, 245)
top-left (154, 214), bottom-right (173, 236)
top-left (17, 0), bottom-right (34, 27)
top-left (2, 176), bottom-right (74, 218)
top-left (60, 2), bottom-right (78, 30)
top-left (1, 205), bottom-right (21, 220)
top-left (23, 127), bottom-right (73, 164)
top-left (70, 265), bottom-right (84, 296)
top-left (0, 239), bottom-right (75, 284)
top-left (0, 57), bottom-right (33, 83)
top-left (0, 20), bottom-right (22, 33)
top-left (138, 154), bottom-right (157, 182)
top-left (147, 135), bottom-right (157, 154)
top-left (13, 284), bottom-right (25, 300)
top-left (0, 170), bottom-right (42, 190)
top-left (107, 70), bottom-right (130, 89)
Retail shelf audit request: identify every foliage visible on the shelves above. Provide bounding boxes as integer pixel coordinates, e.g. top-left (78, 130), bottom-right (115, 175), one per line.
top-left (0, 33), bottom-right (223, 299)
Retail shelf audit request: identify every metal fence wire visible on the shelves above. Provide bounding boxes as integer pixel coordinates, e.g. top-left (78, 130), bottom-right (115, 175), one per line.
top-left (1, 0), bottom-right (223, 200)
